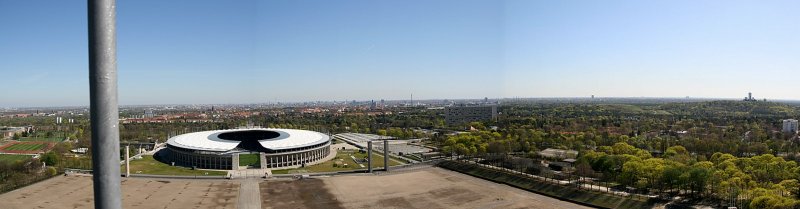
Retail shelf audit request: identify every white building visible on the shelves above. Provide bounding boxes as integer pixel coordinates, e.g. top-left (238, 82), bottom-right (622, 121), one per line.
top-left (783, 119), bottom-right (798, 133)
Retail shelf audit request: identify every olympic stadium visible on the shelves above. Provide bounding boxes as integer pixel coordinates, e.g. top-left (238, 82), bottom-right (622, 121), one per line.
top-left (164, 128), bottom-right (331, 170)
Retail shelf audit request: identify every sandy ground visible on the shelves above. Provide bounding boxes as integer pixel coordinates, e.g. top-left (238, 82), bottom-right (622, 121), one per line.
top-left (262, 167), bottom-right (593, 209)
top-left (0, 175), bottom-right (238, 209)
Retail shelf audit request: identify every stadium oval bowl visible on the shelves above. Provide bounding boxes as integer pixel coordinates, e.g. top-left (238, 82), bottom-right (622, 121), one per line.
top-left (165, 128), bottom-right (331, 170)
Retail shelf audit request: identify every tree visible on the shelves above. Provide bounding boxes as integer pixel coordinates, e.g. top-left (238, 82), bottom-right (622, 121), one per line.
top-left (468, 122), bottom-right (486, 130)
top-left (665, 145), bottom-right (692, 164)
top-left (686, 162), bottom-right (712, 197)
top-left (41, 151), bottom-right (59, 166)
top-left (575, 161), bottom-right (595, 189)
top-left (662, 163), bottom-right (686, 194)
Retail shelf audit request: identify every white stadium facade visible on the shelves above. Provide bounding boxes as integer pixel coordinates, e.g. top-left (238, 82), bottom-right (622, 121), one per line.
top-left (165, 128), bottom-right (331, 170)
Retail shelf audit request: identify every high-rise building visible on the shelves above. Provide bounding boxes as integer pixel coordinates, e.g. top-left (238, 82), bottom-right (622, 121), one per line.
top-left (783, 119), bottom-right (798, 133)
top-left (444, 105), bottom-right (498, 125)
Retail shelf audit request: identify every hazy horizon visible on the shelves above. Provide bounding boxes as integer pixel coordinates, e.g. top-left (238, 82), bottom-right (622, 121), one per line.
top-left (2, 0), bottom-right (799, 107)
top-left (3, 96), bottom-right (798, 109)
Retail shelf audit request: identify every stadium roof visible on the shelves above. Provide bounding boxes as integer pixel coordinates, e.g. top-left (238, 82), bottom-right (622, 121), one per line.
top-left (166, 128), bottom-right (329, 152)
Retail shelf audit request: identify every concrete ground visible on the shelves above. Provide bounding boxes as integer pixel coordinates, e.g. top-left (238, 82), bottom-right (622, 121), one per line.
top-left (261, 167), bottom-right (593, 209)
top-left (377, 143), bottom-right (432, 155)
top-left (0, 175), bottom-right (239, 209)
top-left (0, 167), bottom-right (592, 209)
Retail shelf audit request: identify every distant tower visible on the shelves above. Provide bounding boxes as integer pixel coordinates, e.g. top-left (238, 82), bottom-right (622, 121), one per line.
top-left (745, 92), bottom-right (756, 101)
top-left (484, 97), bottom-right (489, 103)
top-left (591, 95), bottom-right (595, 99)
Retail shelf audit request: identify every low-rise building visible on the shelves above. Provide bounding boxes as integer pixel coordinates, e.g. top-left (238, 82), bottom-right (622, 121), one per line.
top-left (1, 127), bottom-right (27, 139)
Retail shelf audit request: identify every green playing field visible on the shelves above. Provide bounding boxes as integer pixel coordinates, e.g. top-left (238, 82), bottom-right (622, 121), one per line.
top-left (3, 143), bottom-right (45, 151)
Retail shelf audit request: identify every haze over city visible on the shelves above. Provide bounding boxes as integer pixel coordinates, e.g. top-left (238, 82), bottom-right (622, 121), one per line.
top-left (2, 0), bottom-right (799, 107)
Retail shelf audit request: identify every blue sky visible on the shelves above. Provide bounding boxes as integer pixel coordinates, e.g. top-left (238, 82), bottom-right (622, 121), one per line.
top-left (1, 0), bottom-right (799, 106)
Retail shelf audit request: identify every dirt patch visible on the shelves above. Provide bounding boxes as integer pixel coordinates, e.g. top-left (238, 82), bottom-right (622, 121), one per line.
top-left (377, 197), bottom-right (415, 208)
top-left (211, 182), bottom-right (239, 208)
top-left (427, 186), bottom-right (483, 205)
top-left (261, 179), bottom-right (344, 209)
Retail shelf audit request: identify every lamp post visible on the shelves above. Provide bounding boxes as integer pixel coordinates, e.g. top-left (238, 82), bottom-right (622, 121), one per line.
top-left (88, 0), bottom-right (121, 208)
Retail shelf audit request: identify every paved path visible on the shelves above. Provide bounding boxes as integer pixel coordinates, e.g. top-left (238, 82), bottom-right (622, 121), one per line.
top-left (238, 180), bottom-right (261, 209)
top-left (230, 169), bottom-right (269, 179)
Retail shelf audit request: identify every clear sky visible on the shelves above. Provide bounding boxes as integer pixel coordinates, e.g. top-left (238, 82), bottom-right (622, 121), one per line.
top-left (1, 0), bottom-right (799, 107)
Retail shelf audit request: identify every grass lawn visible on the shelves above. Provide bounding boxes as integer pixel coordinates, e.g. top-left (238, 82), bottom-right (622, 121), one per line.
top-left (438, 161), bottom-right (654, 209)
top-left (0, 154), bottom-right (32, 164)
top-left (124, 155), bottom-right (227, 176)
top-left (272, 149), bottom-right (403, 174)
top-left (4, 143), bottom-right (45, 151)
top-left (239, 154), bottom-right (260, 166)
top-left (18, 137), bottom-right (64, 142)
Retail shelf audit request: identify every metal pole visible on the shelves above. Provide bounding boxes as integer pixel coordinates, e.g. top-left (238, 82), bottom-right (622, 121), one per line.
top-left (383, 139), bottom-right (389, 172)
top-left (367, 141), bottom-right (372, 173)
top-left (125, 145), bottom-right (130, 177)
top-left (88, 0), bottom-right (121, 208)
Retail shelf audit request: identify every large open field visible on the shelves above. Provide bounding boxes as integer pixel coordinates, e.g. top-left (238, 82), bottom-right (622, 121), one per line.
top-left (0, 154), bottom-right (32, 164)
top-left (18, 137), bottom-right (64, 142)
top-left (262, 167), bottom-right (591, 209)
top-left (0, 167), bottom-right (592, 209)
top-left (3, 143), bottom-right (45, 151)
top-left (0, 142), bottom-right (52, 154)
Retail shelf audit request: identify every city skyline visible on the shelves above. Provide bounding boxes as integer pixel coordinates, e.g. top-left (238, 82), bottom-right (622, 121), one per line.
top-left (2, 0), bottom-right (800, 107)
